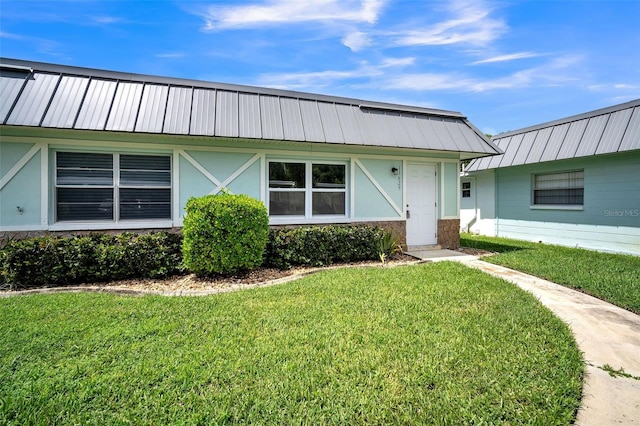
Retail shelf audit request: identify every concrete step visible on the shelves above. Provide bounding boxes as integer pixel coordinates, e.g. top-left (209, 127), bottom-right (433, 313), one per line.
top-left (406, 244), bottom-right (441, 252)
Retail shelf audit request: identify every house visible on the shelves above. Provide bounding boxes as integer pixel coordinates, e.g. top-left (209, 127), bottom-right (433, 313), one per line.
top-left (0, 58), bottom-right (500, 249)
top-left (462, 99), bottom-right (640, 255)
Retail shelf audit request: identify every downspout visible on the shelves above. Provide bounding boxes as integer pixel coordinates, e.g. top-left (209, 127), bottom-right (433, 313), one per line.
top-left (494, 169), bottom-right (499, 236)
top-left (461, 172), bottom-right (477, 233)
top-left (468, 175), bottom-right (477, 233)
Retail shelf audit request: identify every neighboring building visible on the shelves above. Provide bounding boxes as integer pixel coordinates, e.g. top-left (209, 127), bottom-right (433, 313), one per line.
top-left (462, 99), bottom-right (640, 255)
top-left (0, 58), bottom-right (500, 249)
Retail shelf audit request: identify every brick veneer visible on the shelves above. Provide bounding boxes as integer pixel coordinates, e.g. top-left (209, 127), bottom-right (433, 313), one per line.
top-left (354, 220), bottom-right (406, 248)
top-left (437, 219), bottom-right (460, 249)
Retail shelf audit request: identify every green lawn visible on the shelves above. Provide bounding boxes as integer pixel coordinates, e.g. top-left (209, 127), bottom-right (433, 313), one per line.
top-left (461, 233), bottom-right (640, 314)
top-left (1, 262), bottom-right (582, 425)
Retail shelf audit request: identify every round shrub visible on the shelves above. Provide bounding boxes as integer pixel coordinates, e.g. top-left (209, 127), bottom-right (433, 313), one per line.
top-left (182, 193), bottom-right (269, 276)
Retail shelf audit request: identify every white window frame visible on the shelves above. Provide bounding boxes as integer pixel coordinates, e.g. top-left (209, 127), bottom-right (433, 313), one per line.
top-left (531, 169), bottom-right (584, 210)
top-left (461, 181), bottom-right (471, 198)
top-left (267, 159), bottom-right (349, 223)
top-left (54, 151), bottom-right (172, 223)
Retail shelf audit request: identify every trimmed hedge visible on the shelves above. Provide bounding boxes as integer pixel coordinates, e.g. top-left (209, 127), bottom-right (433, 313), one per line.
top-left (0, 232), bottom-right (184, 290)
top-left (264, 225), bottom-right (384, 269)
top-left (182, 193), bottom-right (269, 276)
top-left (0, 224), bottom-right (391, 290)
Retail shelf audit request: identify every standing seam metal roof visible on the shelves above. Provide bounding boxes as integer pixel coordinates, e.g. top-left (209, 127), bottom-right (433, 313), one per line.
top-left (466, 99), bottom-right (640, 172)
top-left (0, 57), bottom-right (500, 157)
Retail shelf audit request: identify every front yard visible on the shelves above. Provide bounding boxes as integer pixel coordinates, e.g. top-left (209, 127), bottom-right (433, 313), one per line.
top-left (0, 262), bottom-right (582, 425)
top-left (460, 233), bottom-right (640, 314)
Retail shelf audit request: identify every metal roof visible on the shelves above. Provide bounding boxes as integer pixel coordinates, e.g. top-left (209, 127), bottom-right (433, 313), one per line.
top-left (0, 58), bottom-right (500, 158)
top-left (466, 99), bottom-right (640, 172)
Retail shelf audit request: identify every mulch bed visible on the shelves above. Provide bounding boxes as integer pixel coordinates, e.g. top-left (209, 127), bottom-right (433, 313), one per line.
top-left (2, 249), bottom-right (491, 296)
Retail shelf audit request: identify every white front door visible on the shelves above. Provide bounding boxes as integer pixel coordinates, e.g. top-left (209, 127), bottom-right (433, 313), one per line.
top-left (406, 163), bottom-right (437, 246)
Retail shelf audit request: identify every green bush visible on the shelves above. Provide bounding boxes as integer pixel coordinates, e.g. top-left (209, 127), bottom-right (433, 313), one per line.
top-left (377, 230), bottom-right (401, 263)
top-left (182, 193), bottom-right (269, 276)
top-left (0, 232), bottom-right (184, 290)
top-left (264, 225), bottom-right (384, 269)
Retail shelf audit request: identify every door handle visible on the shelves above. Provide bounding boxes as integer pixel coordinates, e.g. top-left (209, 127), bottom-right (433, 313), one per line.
top-left (406, 209), bottom-right (411, 219)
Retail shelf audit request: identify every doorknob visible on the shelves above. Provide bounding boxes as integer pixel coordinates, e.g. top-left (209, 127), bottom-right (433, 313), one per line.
top-left (406, 209), bottom-right (411, 219)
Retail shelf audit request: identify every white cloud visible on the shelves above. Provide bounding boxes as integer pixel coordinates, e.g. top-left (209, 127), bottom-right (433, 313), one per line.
top-left (342, 31), bottom-right (371, 51)
top-left (588, 83), bottom-right (640, 94)
top-left (0, 31), bottom-right (66, 58)
top-left (0, 31), bottom-right (24, 40)
top-left (380, 57), bottom-right (415, 67)
top-left (155, 52), bottom-right (187, 59)
top-left (385, 56), bottom-right (585, 92)
top-left (613, 83), bottom-right (639, 90)
top-left (92, 16), bottom-right (123, 25)
top-left (256, 50), bottom-right (585, 94)
top-left (259, 69), bottom-right (364, 90)
top-left (471, 52), bottom-right (541, 65)
top-left (394, 0), bottom-right (506, 46)
top-left (257, 56), bottom-right (411, 89)
top-left (386, 73), bottom-right (475, 91)
top-left (201, 0), bottom-right (385, 30)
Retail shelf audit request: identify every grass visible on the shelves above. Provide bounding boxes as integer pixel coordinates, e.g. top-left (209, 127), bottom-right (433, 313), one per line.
top-left (0, 262), bottom-right (583, 425)
top-left (461, 233), bottom-right (640, 314)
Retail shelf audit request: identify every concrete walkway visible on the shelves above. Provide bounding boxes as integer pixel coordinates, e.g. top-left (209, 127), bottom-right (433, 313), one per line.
top-left (409, 250), bottom-right (640, 425)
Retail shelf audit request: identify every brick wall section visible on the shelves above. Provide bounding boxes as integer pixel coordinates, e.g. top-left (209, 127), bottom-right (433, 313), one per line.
top-left (437, 219), bottom-right (460, 249)
top-left (354, 221), bottom-right (406, 248)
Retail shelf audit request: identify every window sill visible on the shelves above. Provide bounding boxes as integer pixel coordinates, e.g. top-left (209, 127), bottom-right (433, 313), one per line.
top-left (529, 205), bottom-right (583, 211)
top-left (269, 216), bottom-right (350, 226)
top-left (49, 220), bottom-right (174, 231)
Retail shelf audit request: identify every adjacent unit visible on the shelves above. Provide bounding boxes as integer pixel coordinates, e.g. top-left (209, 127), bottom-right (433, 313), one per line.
top-left (462, 99), bottom-right (640, 255)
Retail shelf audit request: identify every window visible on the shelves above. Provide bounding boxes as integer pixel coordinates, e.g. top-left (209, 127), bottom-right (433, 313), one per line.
top-left (461, 181), bottom-right (471, 198)
top-left (533, 170), bottom-right (583, 206)
top-left (268, 161), bottom-right (346, 218)
top-left (56, 152), bottom-right (171, 222)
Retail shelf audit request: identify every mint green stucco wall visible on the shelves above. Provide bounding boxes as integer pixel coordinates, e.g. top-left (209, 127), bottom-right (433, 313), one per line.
top-left (443, 162), bottom-right (459, 217)
top-left (1, 127), bottom-right (465, 231)
top-left (496, 152), bottom-right (640, 227)
top-left (354, 158), bottom-right (403, 219)
top-left (179, 150), bottom-right (261, 217)
top-left (0, 142), bottom-right (41, 227)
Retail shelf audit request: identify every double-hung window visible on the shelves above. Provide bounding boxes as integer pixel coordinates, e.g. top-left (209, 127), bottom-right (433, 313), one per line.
top-left (532, 170), bottom-right (584, 207)
top-left (268, 161), bottom-right (347, 218)
top-left (56, 152), bottom-right (171, 222)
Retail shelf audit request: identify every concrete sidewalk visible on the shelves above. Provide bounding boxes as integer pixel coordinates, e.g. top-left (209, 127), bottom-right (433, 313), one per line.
top-left (460, 259), bottom-right (640, 426)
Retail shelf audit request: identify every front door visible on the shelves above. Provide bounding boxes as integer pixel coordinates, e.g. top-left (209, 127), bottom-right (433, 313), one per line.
top-left (406, 163), bottom-right (437, 246)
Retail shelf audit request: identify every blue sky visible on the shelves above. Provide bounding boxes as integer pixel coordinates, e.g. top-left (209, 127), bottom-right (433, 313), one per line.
top-left (1, 0), bottom-right (639, 135)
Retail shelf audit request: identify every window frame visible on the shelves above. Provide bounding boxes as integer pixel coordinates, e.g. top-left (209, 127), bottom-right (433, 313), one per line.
top-left (461, 181), bottom-right (471, 198)
top-left (54, 151), bottom-right (172, 224)
top-left (267, 159), bottom-right (349, 222)
top-left (531, 169), bottom-right (584, 210)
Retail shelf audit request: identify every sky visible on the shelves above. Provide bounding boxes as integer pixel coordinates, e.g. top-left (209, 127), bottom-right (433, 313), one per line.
top-left (1, 0), bottom-right (639, 136)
